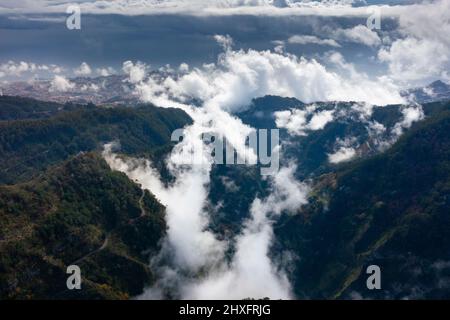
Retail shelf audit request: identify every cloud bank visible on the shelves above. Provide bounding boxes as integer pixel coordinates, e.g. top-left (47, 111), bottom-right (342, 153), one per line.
top-left (0, 0), bottom-right (423, 16)
top-left (378, 0), bottom-right (450, 85)
top-left (132, 40), bottom-right (403, 112)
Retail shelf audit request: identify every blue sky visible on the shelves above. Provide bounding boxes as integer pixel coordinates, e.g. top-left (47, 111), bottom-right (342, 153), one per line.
top-left (0, 0), bottom-right (448, 90)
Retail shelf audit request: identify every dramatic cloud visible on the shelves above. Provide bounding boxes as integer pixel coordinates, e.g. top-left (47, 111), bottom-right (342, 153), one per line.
top-left (100, 36), bottom-right (327, 300)
top-left (73, 62), bottom-right (92, 76)
top-left (122, 61), bottom-right (147, 84)
top-left (391, 105), bottom-right (424, 137)
top-left (79, 83), bottom-right (99, 92)
top-left (378, 0), bottom-right (450, 85)
top-left (105, 133), bottom-right (308, 299)
top-left (132, 41), bottom-right (403, 112)
top-left (49, 75), bottom-right (75, 92)
top-left (0, 60), bottom-right (62, 78)
top-left (275, 105), bottom-right (335, 136)
top-left (103, 98), bottom-right (258, 277)
top-left (331, 25), bottom-right (381, 47)
top-left (181, 165), bottom-right (308, 300)
top-left (328, 137), bottom-right (359, 164)
top-left (328, 147), bottom-right (356, 163)
top-left (0, 0), bottom-right (420, 16)
top-left (96, 67), bottom-right (116, 77)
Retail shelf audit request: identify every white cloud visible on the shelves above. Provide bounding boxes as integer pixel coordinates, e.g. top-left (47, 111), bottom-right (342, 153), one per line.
top-left (0, 0), bottom-right (416, 17)
top-left (103, 99), bottom-right (257, 274)
top-left (328, 146), bottom-right (356, 164)
top-left (379, 37), bottom-right (449, 85)
top-left (391, 105), bottom-right (424, 137)
top-left (134, 41), bottom-right (403, 113)
top-left (96, 67), bottom-right (116, 77)
top-left (328, 137), bottom-right (358, 164)
top-left (122, 60), bottom-right (147, 84)
top-left (309, 109), bottom-right (335, 130)
top-left (0, 60), bottom-right (61, 78)
top-left (288, 35), bottom-right (341, 47)
top-left (332, 25), bottom-right (381, 47)
top-left (178, 63), bottom-right (190, 73)
top-left (214, 34), bottom-right (234, 50)
top-left (180, 164), bottom-right (309, 300)
top-left (275, 106), bottom-right (335, 136)
top-left (49, 75), bottom-right (75, 92)
top-left (0, 61), bottom-right (32, 77)
top-left (104, 33), bottom-right (426, 300)
top-left (378, 0), bottom-right (450, 86)
top-left (80, 83), bottom-right (100, 92)
top-left (73, 62), bottom-right (92, 76)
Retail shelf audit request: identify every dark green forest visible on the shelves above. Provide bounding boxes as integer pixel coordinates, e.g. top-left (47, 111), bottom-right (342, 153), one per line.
top-left (1, 95), bottom-right (450, 299)
top-left (274, 106), bottom-right (450, 299)
top-left (0, 97), bottom-right (191, 299)
top-left (0, 153), bottom-right (166, 299)
top-left (0, 97), bottom-right (191, 184)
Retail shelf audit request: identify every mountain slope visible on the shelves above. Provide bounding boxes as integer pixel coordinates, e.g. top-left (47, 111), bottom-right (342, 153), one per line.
top-left (403, 80), bottom-right (450, 104)
top-left (0, 100), bottom-right (192, 184)
top-left (0, 96), bottom-right (84, 121)
top-left (0, 153), bottom-right (166, 299)
top-left (274, 105), bottom-right (450, 299)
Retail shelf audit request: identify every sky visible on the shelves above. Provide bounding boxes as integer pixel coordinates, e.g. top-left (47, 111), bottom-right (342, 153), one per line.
top-left (1, 0), bottom-right (447, 90)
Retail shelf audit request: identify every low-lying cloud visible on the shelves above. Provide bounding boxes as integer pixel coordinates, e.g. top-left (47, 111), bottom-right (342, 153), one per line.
top-left (132, 39), bottom-right (403, 111)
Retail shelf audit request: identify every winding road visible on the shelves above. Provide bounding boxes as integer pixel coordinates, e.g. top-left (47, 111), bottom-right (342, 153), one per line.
top-left (69, 188), bottom-right (148, 266)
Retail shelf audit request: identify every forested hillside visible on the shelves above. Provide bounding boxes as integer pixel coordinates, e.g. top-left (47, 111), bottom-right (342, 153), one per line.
top-left (0, 96), bottom-right (83, 121)
top-left (0, 98), bottom-right (192, 184)
top-left (0, 97), bottom-right (192, 299)
top-left (0, 153), bottom-right (167, 299)
top-left (274, 106), bottom-right (450, 299)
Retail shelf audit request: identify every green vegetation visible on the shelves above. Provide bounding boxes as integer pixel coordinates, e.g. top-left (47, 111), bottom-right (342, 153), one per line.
top-left (0, 96), bottom-right (84, 121)
top-left (2, 95), bottom-right (450, 300)
top-left (0, 99), bottom-right (192, 184)
top-left (0, 97), bottom-right (192, 299)
top-left (274, 104), bottom-right (450, 299)
top-left (0, 153), bottom-right (166, 299)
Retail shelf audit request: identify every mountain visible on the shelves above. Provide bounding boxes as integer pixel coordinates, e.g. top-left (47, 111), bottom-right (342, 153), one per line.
top-left (2, 93), bottom-right (450, 300)
top-left (239, 96), bottom-right (399, 178)
top-left (0, 153), bottom-right (166, 299)
top-left (0, 96), bottom-right (194, 299)
top-left (402, 80), bottom-right (450, 104)
top-left (0, 96), bottom-right (85, 121)
top-left (0, 98), bottom-right (192, 184)
top-left (273, 102), bottom-right (450, 299)
top-left (208, 96), bottom-right (450, 299)
top-left (209, 97), bottom-right (449, 239)
top-left (238, 96), bottom-right (450, 178)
